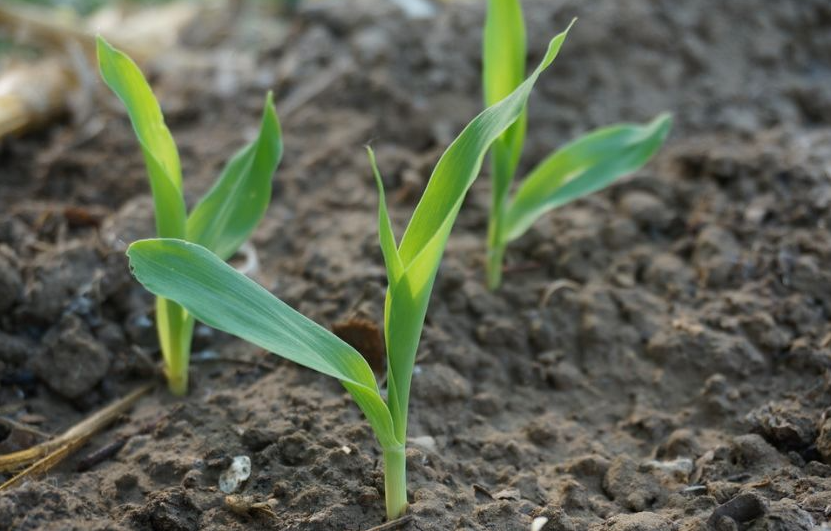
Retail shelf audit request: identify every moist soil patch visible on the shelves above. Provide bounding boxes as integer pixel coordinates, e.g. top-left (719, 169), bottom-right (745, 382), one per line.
top-left (2, 0), bottom-right (831, 529)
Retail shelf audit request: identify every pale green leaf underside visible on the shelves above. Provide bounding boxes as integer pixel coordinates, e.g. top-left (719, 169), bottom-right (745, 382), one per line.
top-left (372, 25), bottom-right (572, 440)
top-left (96, 36), bottom-right (186, 239)
top-left (127, 239), bottom-right (399, 449)
top-left (186, 93), bottom-right (283, 261)
top-left (504, 113), bottom-right (672, 242)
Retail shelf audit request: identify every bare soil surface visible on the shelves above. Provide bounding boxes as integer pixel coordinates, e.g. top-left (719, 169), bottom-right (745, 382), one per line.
top-left (2, 0), bottom-right (831, 529)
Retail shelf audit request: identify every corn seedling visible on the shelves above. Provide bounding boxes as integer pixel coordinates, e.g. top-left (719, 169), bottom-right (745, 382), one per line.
top-left (124, 26), bottom-right (571, 520)
top-left (483, 2), bottom-right (672, 289)
top-left (97, 37), bottom-right (283, 395)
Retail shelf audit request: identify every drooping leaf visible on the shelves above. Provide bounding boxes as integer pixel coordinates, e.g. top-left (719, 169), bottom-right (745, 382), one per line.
top-left (375, 26), bottom-right (573, 440)
top-left (186, 93), bottom-right (283, 260)
top-left (127, 238), bottom-right (398, 449)
top-left (503, 113), bottom-right (672, 242)
top-left (96, 36), bottom-right (185, 239)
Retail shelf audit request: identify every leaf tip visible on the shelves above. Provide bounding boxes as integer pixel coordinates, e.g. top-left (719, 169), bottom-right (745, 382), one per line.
top-left (262, 90), bottom-right (280, 132)
top-left (365, 146), bottom-right (384, 190)
top-left (652, 112), bottom-right (674, 141)
top-left (566, 17), bottom-right (578, 32)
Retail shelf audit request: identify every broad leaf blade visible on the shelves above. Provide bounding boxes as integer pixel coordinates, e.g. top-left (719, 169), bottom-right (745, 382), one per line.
top-left (186, 93), bottom-right (283, 260)
top-left (504, 113), bottom-right (672, 242)
top-left (97, 36), bottom-right (185, 239)
top-left (379, 26), bottom-right (572, 440)
top-left (127, 238), bottom-right (398, 449)
top-left (483, 0), bottom-right (528, 196)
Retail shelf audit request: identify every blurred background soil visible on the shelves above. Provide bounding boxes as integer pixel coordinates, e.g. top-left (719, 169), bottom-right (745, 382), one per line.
top-left (1, 0), bottom-right (831, 529)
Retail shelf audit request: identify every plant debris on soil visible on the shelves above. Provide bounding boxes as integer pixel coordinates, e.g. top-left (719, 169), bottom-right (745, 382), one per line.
top-left (2, 0), bottom-right (831, 529)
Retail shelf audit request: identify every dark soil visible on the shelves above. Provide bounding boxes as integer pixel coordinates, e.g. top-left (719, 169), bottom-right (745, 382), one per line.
top-left (2, 0), bottom-right (831, 529)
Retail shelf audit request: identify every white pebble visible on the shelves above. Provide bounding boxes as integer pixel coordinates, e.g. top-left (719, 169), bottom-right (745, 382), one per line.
top-left (219, 455), bottom-right (252, 494)
top-left (531, 516), bottom-right (548, 531)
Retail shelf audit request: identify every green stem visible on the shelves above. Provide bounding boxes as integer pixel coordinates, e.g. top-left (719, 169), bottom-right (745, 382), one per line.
top-left (486, 197), bottom-right (506, 290)
top-left (486, 239), bottom-right (505, 291)
top-left (156, 297), bottom-right (195, 396)
top-left (383, 446), bottom-right (408, 520)
top-left (165, 365), bottom-right (189, 396)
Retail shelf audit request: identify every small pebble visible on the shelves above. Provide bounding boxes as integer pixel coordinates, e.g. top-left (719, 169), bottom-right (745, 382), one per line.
top-left (219, 455), bottom-right (252, 494)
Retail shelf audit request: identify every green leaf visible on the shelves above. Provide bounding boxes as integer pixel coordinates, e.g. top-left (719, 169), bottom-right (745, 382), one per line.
top-left (186, 93), bottom-right (283, 260)
top-left (96, 36), bottom-right (185, 239)
top-left (503, 113), bottom-right (672, 242)
top-left (483, 0), bottom-right (528, 195)
top-left (367, 147), bottom-right (403, 285)
top-left (127, 238), bottom-right (399, 450)
top-left (375, 26), bottom-right (572, 441)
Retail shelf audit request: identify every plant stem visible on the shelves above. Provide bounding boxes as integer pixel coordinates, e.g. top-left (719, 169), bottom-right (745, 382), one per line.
top-left (156, 297), bottom-right (194, 396)
top-left (165, 364), bottom-right (188, 396)
top-left (486, 208), bottom-right (506, 290)
top-left (383, 446), bottom-right (408, 521)
top-left (486, 242), bottom-right (505, 291)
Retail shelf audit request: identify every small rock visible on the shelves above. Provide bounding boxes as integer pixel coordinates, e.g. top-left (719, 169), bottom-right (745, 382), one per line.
top-left (531, 516), bottom-right (548, 531)
top-left (412, 363), bottom-right (472, 404)
top-left (745, 400), bottom-right (816, 452)
top-left (25, 242), bottom-right (101, 322)
top-left (708, 492), bottom-right (767, 528)
top-left (241, 427), bottom-right (278, 452)
top-left (731, 434), bottom-right (790, 471)
top-left (33, 315), bottom-right (111, 399)
top-left (693, 225), bottom-right (740, 288)
top-left (493, 488), bottom-right (521, 501)
top-left (218, 455), bottom-right (251, 494)
top-left (657, 429), bottom-right (702, 459)
top-left (747, 499), bottom-right (814, 530)
top-left (603, 456), bottom-right (663, 511)
top-left (643, 253), bottom-right (695, 295)
top-left (619, 191), bottom-right (673, 231)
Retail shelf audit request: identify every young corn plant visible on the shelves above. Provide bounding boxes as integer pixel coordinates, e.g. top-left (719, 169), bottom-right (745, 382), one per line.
top-left (483, 2), bottom-right (672, 289)
top-left (125, 26), bottom-right (571, 520)
top-left (97, 37), bottom-right (283, 395)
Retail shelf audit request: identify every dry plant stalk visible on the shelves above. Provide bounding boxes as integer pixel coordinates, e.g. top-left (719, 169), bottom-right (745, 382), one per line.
top-left (0, 383), bottom-right (153, 491)
top-left (0, 1), bottom-right (200, 139)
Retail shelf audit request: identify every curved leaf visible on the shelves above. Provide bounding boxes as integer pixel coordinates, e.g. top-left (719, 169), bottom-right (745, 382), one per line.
top-left (186, 93), bottom-right (283, 260)
top-left (504, 113), bottom-right (672, 242)
top-left (375, 25), bottom-right (573, 440)
top-left (127, 238), bottom-right (398, 449)
top-left (97, 36), bottom-right (185, 239)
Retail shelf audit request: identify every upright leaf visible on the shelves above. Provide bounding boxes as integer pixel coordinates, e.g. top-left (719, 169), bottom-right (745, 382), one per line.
top-left (97, 36), bottom-right (186, 239)
top-left (127, 238), bottom-right (399, 450)
top-left (504, 113), bottom-right (672, 242)
top-left (379, 26), bottom-right (573, 440)
top-left (483, 0), bottom-right (527, 193)
top-left (186, 93), bottom-right (283, 260)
